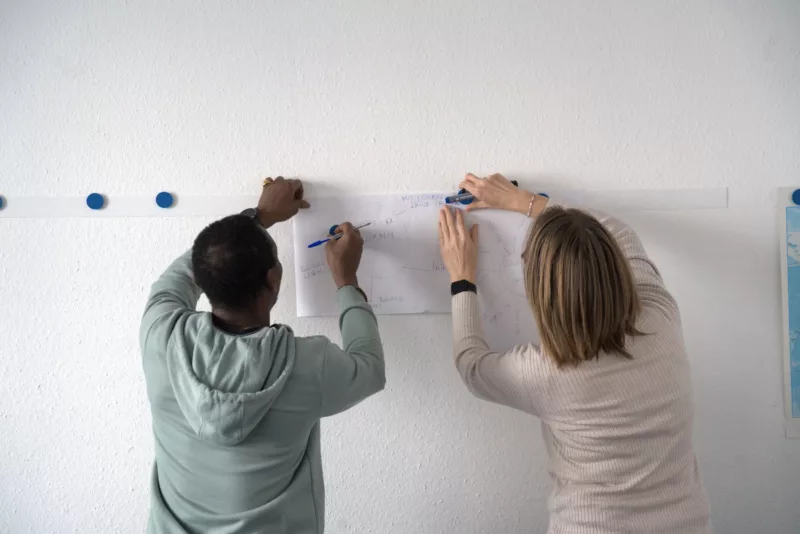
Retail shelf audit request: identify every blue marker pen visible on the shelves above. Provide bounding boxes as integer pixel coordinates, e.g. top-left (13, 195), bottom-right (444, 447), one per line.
top-left (308, 222), bottom-right (372, 248)
top-left (444, 180), bottom-right (520, 205)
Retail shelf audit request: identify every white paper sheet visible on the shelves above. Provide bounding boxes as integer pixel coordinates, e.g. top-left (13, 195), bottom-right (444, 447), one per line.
top-left (292, 193), bottom-right (540, 351)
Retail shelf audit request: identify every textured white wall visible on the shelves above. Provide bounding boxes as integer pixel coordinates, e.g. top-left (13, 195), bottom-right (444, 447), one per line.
top-left (1, 1), bottom-right (799, 533)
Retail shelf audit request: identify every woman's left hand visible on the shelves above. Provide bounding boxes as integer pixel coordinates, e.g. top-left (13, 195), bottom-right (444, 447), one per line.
top-left (438, 207), bottom-right (479, 283)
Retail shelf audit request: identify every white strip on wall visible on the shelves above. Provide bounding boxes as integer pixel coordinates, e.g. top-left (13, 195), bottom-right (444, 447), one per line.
top-left (0, 188), bottom-right (728, 218)
top-left (554, 187), bottom-right (729, 211)
top-left (0, 195), bottom-right (261, 218)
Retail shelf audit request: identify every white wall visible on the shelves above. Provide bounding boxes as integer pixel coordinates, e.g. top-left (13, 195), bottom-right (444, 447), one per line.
top-left (1, 1), bottom-right (799, 532)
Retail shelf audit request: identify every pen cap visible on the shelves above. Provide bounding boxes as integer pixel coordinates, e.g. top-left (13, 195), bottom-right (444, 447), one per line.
top-left (457, 188), bottom-right (473, 204)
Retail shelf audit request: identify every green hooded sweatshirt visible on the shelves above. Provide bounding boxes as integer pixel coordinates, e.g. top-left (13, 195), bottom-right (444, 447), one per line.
top-left (140, 251), bottom-right (385, 534)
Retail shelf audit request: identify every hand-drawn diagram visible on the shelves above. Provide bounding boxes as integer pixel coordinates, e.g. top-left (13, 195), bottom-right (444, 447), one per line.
top-left (471, 213), bottom-right (540, 350)
top-left (293, 193), bottom-right (540, 350)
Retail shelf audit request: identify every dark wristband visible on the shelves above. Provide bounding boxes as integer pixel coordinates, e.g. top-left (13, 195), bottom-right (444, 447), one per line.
top-left (341, 285), bottom-right (369, 302)
top-left (240, 207), bottom-right (267, 229)
top-left (451, 280), bottom-right (477, 296)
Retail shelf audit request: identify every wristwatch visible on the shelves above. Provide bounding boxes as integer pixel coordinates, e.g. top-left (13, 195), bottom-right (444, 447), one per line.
top-left (451, 279), bottom-right (477, 295)
top-left (241, 208), bottom-right (264, 228)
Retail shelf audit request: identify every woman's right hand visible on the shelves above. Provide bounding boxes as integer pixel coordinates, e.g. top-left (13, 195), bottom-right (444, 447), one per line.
top-left (459, 173), bottom-right (534, 214)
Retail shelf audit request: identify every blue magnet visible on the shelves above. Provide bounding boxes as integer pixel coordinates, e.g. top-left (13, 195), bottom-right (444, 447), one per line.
top-left (156, 192), bottom-right (174, 208)
top-left (792, 189), bottom-right (800, 206)
top-left (0, 196), bottom-right (5, 210)
top-left (328, 224), bottom-right (339, 236)
top-left (86, 193), bottom-right (105, 210)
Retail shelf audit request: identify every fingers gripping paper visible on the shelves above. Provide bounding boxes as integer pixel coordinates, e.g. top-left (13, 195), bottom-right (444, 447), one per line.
top-left (292, 193), bottom-right (540, 350)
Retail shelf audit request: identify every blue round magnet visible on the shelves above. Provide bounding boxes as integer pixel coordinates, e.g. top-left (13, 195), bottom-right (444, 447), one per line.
top-left (328, 224), bottom-right (339, 236)
top-left (156, 191), bottom-right (174, 208)
top-left (457, 188), bottom-right (474, 205)
top-left (0, 196), bottom-right (5, 210)
top-left (792, 189), bottom-right (800, 206)
top-left (86, 193), bottom-right (105, 210)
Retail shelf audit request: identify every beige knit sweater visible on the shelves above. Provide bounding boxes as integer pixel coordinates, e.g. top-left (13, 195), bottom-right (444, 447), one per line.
top-left (452, 208), bottom-right (712, 534)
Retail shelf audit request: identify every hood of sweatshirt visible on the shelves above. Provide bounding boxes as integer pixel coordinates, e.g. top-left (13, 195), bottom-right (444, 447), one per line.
top-left (165, 313), bottom-right (296, 446)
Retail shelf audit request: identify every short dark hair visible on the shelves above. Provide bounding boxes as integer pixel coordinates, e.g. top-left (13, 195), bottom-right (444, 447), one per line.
top-left (192, 215), bottom-right (278, 310)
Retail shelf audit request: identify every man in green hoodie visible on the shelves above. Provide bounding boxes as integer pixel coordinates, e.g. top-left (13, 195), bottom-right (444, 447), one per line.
top-left (140, 177), bottom-right (385, 534)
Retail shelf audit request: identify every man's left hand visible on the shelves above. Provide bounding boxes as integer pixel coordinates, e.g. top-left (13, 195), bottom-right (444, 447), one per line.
top-left (257, 176), bottom-right (311, 227)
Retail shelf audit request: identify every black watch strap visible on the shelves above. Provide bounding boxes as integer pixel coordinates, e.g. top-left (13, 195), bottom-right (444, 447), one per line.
top-left (241, 208), bottom-right (264, 228)
top-left (340, 285), bottom-right (369, 302)
top-left (451, 280), bottom-right (477, 296)
top-left (354, 286), bottom-right (369, 302)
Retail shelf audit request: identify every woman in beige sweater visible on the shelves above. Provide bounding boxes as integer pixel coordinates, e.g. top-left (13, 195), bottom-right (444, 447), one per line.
top-left (438, 173), bottom-right (712, 534)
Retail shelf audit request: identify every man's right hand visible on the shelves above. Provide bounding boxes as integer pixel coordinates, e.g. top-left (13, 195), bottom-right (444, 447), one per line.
top-left (325, 222), bottom-right (364, 288)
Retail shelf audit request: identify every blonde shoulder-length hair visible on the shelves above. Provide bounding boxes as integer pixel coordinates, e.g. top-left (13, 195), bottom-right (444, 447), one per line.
top-left (523, 206), bottom-right (642, 368)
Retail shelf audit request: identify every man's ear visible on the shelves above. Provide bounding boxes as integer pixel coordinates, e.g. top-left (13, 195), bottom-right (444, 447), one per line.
top-left (265, 265), bottom-right (282, 292)
top-left (264, 269), bottom-right (274, 291)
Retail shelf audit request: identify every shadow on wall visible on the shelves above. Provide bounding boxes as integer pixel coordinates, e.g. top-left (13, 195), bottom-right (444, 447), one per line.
top-left (621, 208), bottom-right (771, 293)
top-left (621, 207), bottom-right (793, 532)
